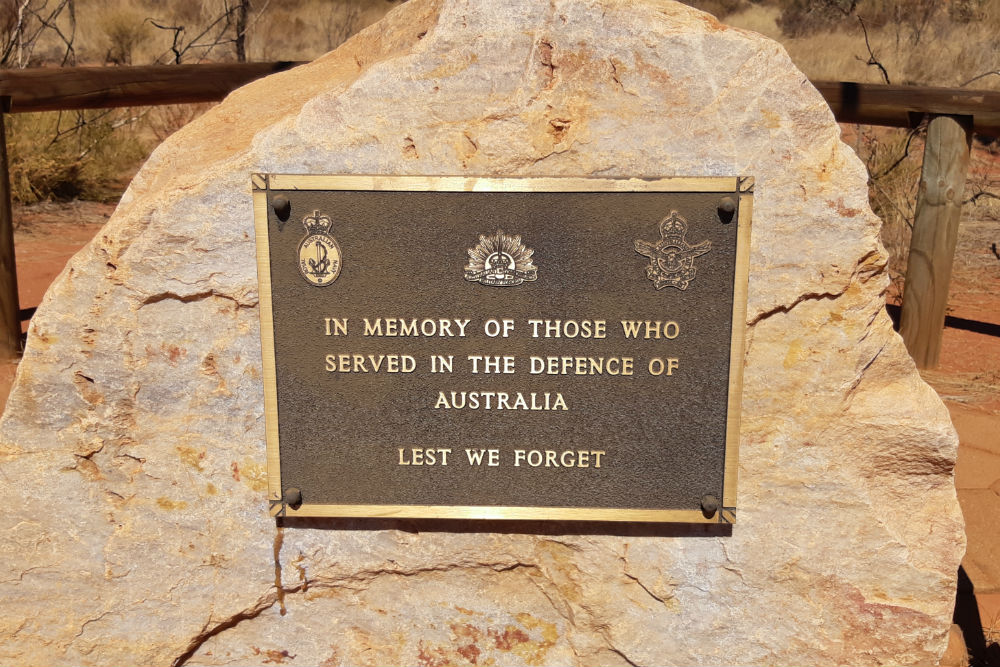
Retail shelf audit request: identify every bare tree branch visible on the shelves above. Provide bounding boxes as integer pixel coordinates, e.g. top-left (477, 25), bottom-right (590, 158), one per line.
top-left (871, 127), bottom-right (922, 180)
top-left (856, 17), bottom-right (890, 84)
top-left (961, 71), bottom-right (1000, 87)
top-left (965, 190), bottom-right (1000, 206)
top-left (150, 2), bottom-right (240, 65)
top-left (148, 20), bottom-right (185, 64)
top-left (32, 0), bottom-right (76, 66)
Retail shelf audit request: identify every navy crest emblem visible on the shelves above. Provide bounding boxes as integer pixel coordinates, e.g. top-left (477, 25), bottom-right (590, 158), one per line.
top-left (634, 211), bottom-right (711, 290)
top-left (297, 210), bottom-right (341, 287)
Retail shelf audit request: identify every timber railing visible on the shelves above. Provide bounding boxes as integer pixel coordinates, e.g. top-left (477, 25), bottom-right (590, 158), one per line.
top-left (1, 64), bottom-right (999, 366)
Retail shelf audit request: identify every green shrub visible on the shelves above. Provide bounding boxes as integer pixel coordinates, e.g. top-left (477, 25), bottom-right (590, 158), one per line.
top-left (7, 110), bottom-right (148, 204)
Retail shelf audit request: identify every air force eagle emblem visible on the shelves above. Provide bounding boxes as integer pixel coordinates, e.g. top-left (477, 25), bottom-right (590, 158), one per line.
top-left (464, 230), bottom-right (538, 287)
top-left (634, 211), bottom-right (711, 290)
top-left (297, 210), bottom-right (341, 287)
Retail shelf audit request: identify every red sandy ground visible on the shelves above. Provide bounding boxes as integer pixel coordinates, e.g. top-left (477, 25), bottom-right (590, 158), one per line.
top-left (0, 194), bottom-right (998, 660)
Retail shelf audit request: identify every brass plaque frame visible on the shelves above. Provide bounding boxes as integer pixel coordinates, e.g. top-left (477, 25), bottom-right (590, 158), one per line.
top-left (252, 175), bottom-right (752, 523)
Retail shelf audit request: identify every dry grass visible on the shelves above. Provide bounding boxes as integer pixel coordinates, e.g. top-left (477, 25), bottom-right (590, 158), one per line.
top-left (986, 611), bottom-right (1000, 647)
top-left (7, 109), bottom-right (147, 203)
top-left (29, 0), bottom-right (401, 66)
top-left (8, 0), bottom-right (403, 204)
top-left (9, 0), bottom-right (1000, 217)
top-left (723, 3), bottom-right (1000, 88)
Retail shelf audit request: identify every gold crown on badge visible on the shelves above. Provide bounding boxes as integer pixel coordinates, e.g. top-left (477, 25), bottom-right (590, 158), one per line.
top-left (302, 210), bottom-right (334, 235)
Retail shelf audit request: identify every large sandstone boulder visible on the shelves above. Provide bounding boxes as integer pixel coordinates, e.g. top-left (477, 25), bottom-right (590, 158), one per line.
top-left (0, 0), bottom-right (964, 664)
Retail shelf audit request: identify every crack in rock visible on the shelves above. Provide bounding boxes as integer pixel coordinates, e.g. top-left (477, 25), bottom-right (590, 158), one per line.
top-left (137, 290), bottom-right (257, 310)
top-left (172, 592), bottom-right (281, 667)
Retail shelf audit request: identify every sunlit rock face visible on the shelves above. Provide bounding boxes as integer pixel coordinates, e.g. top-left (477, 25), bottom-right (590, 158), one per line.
top-left (0, 0), bottom-right (963, 664)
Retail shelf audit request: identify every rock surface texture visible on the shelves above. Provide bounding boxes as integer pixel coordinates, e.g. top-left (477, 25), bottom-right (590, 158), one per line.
top-left (0, 1), bottom-right (964, 665)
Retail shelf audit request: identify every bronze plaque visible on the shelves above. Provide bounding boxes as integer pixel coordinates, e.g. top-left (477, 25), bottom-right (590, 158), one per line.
top-left (252, 175), bottom-right (752, 523)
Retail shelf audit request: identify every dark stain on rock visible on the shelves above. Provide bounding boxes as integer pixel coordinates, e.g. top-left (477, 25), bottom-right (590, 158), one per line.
top-left (417, 640), bottom-right (450, 667)
top-left (538, 39), bottom-right (555, 80)
top-left (491, 626), bottom-right (530, 650)
top-left (403, 136), bottom-right (419, 159)
top-left (252, 646), bottom-right (296, 664)
top-left (456, 643), bottom-right (480, 664)
top-left (73, 370), bottom-right (103, 406)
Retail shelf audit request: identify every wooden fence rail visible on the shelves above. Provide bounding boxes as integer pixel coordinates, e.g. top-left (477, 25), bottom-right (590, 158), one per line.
top-left (0, 62), bottom-right (302, 112)
top-left (1, 64), bottom-right (999, 364)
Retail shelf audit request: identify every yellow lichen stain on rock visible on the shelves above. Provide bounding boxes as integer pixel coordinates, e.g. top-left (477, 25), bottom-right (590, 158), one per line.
top-left (205, 482), bottom-right (218, 495)
top-left (631, 53), bottom-right (676, 91)
top-left (0, 442), bottom-right (24, 456)
top-left (700, 12), bottom-right (730, 32)
top-left (73, 456), bottom-right (102, 481)
top-left (303, 586), bottom-right (347, 603)
top-left (425, 52), bottom-right (478, 79)
top-left (844, 281), bottom-right (863, 299)
top-left (783, 339), bottom-right (803, 369)
top-left (814, 161), bottom-right (833, 182)
top-left (532, 540), bottom-right (584, 603)
top-left (514, 613), bottom-right (558, 644)
top-left (156, 497), bottom-right (188, 511)
top-left (30, 330), bottom-right (57, 352)
top-left (240, 459), bottom-right (268, 492)
top-left (761, 109), bottom-right (781, 129)
top-left (177, 445), bottom-right (206, 472)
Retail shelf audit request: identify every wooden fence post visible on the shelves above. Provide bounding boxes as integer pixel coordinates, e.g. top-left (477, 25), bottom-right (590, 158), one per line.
top-left (0, 96), bottom-right (20, 359)
top-left (899, 114), bottom-right (973, 369)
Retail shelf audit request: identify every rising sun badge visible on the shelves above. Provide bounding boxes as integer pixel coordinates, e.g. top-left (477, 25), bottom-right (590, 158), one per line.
top-left (297, 209), bottom-right (341, 287)
top-left (463, 230), bottom-right (538, 287)
top-left (634, 211), bottom-right (711, 290)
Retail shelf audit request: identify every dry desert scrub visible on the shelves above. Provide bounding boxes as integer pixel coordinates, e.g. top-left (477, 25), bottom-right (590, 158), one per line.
top-left (712, 0), bottom-right (1000, 294)
top-left (6, 0), bottom-right (1000, 284)
top-left (6, 110), bottom-right (146, 204)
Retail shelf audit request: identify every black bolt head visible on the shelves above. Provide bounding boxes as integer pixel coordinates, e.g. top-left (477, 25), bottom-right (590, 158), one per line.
top-left (717, 197), bottom-right (736, 223)
top-left (283, 487), bottom-right (303, 509)
top-left (272, 195), bottom-right (291, 222)
top-left (701, 494), bottom-right (719, 518)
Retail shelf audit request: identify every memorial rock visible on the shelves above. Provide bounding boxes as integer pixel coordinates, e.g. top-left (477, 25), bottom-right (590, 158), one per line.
top-left (0, 0), bottom-right (964, 664)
